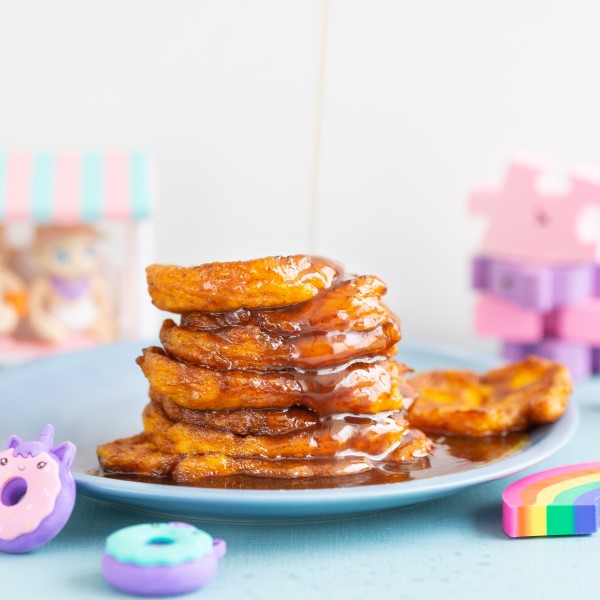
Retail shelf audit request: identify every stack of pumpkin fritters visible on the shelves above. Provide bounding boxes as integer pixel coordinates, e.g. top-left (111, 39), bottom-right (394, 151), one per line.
top-left (98, 255), bottom-right (432, 481)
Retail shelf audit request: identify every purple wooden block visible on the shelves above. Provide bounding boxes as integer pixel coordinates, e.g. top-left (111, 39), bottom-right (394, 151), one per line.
top-left (473, 256), bottom-right (595, 311)
top-left (554, 265), bottom-right (596, 306)
top-left (543, 309), bottom-right (559, 337)
top-left (502, 339), bottom-right (592, 380)
top-left (592, 348), bottom-right (600, 373)
top-left (536, 340), bottom-right (592, 380)
top-left (472, 256), bottom-right (490, 289)
top-left (490, 261), bottom-right (553, 310)
top-left (594, 265), bottom-right (600, 297)
top-left (502, 342), bottom-right (530, 362)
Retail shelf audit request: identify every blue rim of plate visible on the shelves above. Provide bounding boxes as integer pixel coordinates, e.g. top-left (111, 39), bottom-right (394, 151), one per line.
top-left (0, 341), bottom-right (579, 520)
top-left (75, 402), bottom-right (577, 508)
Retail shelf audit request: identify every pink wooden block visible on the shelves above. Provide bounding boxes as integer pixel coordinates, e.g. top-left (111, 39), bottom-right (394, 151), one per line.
top-left (469, 158), bottom-right (600, 264)
top-left (555, 299), bottom-right (600, 344)
top-left (475, 295), bottom-right (543, 342)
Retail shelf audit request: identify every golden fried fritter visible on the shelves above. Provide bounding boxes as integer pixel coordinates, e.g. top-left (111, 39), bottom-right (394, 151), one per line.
top-left (138, 346), bottom-right (409, 414)
top-left (147, 255), bottom-right (340, 313)
top-left (173, 429), bottom-right (433, 480)
top-left (97, 434), bottom-right (180, 477)
top-left (97, 433), bottom-right (433, 481)
top-left (143, 401), bottom-right (409, 458)
top-left (173, 453), bottom-right (374, 481)
top-left (181, 275), bottom-right (390, 335)
top-left (99, 254), bottom-right (440, 483)
top-left (151, 391), bottom-right (319, 436)
top-left (387, 429), bottom-right (434, 461)
top-left (408, 357), bottom-right (572, 436)
top-left (160, 317), bottom-right (400, 371)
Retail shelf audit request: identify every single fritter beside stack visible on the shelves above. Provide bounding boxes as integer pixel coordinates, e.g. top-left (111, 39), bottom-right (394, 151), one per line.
top-left (98, 255), bottom-right (432, 481)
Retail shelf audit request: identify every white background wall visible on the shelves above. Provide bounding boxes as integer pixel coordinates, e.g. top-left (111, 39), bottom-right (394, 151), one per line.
top-left (2, 1), bottom-right (600, 351)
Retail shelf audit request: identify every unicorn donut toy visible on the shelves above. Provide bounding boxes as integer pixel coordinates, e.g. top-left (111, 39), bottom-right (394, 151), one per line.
top-left (0, 425), bottom-right (76, 553)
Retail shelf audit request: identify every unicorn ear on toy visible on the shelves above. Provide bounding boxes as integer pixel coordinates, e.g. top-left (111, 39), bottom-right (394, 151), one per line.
top-left (6, 435), bottom-right (22, 450)
top-left (37, 424), bottom-right (55, 449)
top-left (52, 441), bottom-right (76, 468)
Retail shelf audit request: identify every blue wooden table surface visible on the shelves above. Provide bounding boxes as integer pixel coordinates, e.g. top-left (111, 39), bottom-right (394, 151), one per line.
top-left (2, 374), bottom-right (599, 599)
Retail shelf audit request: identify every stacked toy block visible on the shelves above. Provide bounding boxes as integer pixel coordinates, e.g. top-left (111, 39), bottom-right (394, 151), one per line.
top-left (470, 158), bottom-right (600, 380)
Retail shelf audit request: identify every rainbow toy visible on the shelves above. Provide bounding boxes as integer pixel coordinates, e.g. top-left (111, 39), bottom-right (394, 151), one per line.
top-left (503, 463), bottom-right (600, 537)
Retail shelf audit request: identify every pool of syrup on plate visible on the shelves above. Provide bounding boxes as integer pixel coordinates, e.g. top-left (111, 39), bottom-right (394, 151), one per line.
top-left (94, 432), bottom-right (529, 490)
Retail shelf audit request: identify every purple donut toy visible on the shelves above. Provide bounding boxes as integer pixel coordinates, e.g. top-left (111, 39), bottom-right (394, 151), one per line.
top-left (0, 424), bottom-right (76, 553)
top-left (102, 522), bottom-right (226, 596)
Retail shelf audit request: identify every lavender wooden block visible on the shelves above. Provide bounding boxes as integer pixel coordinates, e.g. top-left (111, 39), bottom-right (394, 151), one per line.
top-left (502, 342), bottom-right (528, 363)
top-left (502, 340), bottom-right (592, 380)
top-left (536, 340), bottom-right (593, 380)
top-left (594, 265), bottom-right (600, 297)
top-left (554, 265), bottom-right (596, 306)
top-left (473, 256), bottom-right (595, 311)
top-left (472, 256), bottom-right (490, 289)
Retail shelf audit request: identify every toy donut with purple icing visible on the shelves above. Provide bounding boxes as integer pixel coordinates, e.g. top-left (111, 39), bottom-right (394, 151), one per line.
top-left (0, 425), bottom-right (76, 553)
top-left (102, 522), bottom-right (226, 596)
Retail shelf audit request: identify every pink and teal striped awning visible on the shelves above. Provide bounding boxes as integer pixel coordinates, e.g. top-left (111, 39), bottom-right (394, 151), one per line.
top-left (0, 152), bottom-right (155, 222)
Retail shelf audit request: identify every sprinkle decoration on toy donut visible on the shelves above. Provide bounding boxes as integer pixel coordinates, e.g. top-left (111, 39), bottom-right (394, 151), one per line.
top-left (0, 425), bottom-right (76, 553)
top-left (102, 522), bottom-right (226, 596)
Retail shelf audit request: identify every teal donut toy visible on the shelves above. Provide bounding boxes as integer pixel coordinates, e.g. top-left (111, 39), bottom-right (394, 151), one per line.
top-left (102, 522), bottom-right (226, 596)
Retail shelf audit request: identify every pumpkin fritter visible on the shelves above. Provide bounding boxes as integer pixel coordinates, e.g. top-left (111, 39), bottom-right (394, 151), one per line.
top-left (99, 255), bottom-right (439, 483)
top-left (181, 275), bottom-right (391, 335)
top-left (137, 346), bottom-right (409, 414)
top-left (96, 434), bottom-right (180, 478)
top-left (143, 401), bottom-right (410, 458)
top-left (96, 433), bottom-right (432, 481)
top-left (173, 453), bottom-right (374, 480)
top-left (146, 255), bottom-right (340, 313)
top-left (408, 356), bottom-right (572, 436)
top-left (387, 429), bottom-right (433, 461)
top-left (159, 317), bottom-right (400, 371)
top-left (151, 391), bottom-right (319, 436)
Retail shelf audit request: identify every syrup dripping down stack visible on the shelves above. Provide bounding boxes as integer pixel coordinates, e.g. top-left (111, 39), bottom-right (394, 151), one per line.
top-left (98, 256), bottom-right (432, 481)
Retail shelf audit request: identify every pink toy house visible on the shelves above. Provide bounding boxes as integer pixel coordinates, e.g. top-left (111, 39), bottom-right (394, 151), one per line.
top-left (0, 152), bottom-right (157, 363)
